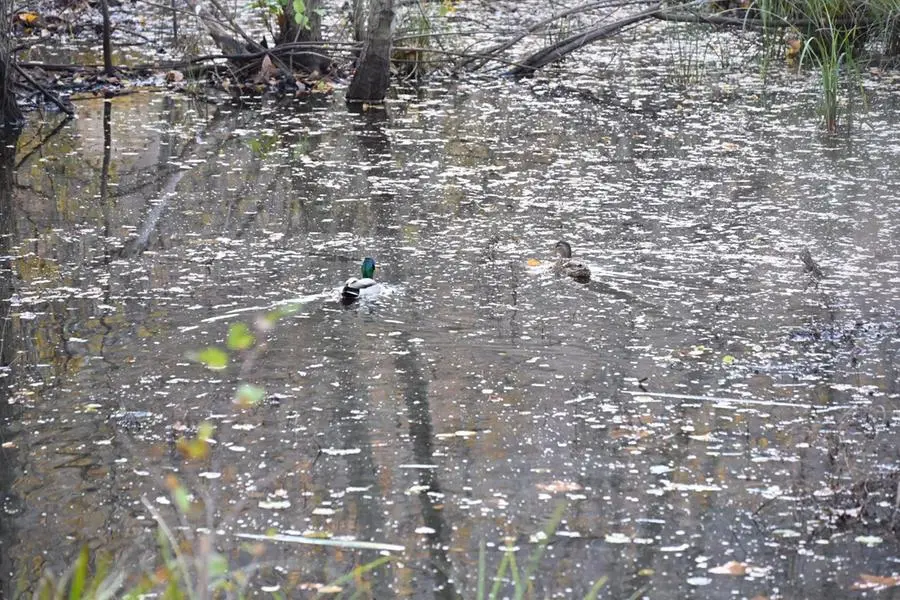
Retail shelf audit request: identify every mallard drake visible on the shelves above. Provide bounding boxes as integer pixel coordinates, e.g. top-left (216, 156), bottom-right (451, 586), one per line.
top-left (341, 257), bottom-right (381, 304)
top-left (553, 241), bottom-right (591, 283)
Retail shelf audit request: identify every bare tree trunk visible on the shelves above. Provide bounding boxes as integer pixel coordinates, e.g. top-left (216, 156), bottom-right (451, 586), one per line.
top-left (346, 0), bottom-right (394, 103)
top-left (99, 0), bottom-right (114, 75)
top-left (0, 0), bottom-right (22, 127)
top-left (351, 0), bottom-right (366, 43)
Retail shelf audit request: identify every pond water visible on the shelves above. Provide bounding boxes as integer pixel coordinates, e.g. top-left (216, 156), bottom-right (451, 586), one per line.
top-left (1, 26), bottom-right (899, 599)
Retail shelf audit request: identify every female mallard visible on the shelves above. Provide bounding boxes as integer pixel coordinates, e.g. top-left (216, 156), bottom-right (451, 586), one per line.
top-left (553, 241), bottom-right (591, 283)
top-left (341, 257), bottom-right (381, 304)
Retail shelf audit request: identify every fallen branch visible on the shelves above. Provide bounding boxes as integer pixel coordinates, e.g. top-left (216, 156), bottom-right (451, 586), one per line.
top-left (652, 8), bottom-right (864, 29)
top-left (18, 61), bottom-right (98, 71)
top-left (462, 0), bottom-right (656, 70)
top-left (13, 63), bottom-right (74, 115)
top-left (509, 3), bottom-right (662, 77)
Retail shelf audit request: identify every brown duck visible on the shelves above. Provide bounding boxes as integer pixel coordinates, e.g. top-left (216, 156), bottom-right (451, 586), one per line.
top-left (553, 241), bottom-right (591, 283)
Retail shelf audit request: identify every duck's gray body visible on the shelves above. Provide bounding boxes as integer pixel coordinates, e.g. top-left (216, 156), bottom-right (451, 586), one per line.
top-left (341, 277), bottom-right (379, 303)
top-left (341, 257), bottom-right (381, 304)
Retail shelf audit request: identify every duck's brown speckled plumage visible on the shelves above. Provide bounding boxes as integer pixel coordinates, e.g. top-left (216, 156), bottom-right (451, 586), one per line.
top-left (553, 241), bottom-right (591, 283)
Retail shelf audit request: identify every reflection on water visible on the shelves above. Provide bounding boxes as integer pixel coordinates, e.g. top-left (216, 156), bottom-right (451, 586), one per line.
top-left (0, 60), bottom-right (899, 598)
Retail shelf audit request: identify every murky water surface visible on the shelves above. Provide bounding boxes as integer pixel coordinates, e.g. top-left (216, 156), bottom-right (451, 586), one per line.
top-left (1, 26), bottom-right (899, 599)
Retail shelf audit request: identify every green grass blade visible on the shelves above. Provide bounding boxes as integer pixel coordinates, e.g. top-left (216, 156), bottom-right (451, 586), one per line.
top-left (86, 553), bottom-right (110, 598)
top-left (583, 575), bottom-right (608, 600)
top-left (316, 556), bottom-right (393, 597)
top-left (519, 502), bottom-right (566, 592)
top-left (507, 544), bottom-right (523, 598)
top-left (487, 550), bottom-right (512, 600)
top-left (477, 541), bottom-right (486, 600)
top-left (68, 546), bottom-right (89, 600)
top-left (626, 584), bottom-right (651, 600)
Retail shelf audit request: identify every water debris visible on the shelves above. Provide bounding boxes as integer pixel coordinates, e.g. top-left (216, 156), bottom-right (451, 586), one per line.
top-left (852, 574), bottom-right (900, 591)
top-left (622, 390), bottom-right (813, 410)
top-left (707, 561), bottom-right (748, 576)
top-left (662, 480), bottom-right (722, 493)
top-left (5, 40), bottom-right (900, 599)
top-left (321, 448), bottom-right (362, 456)
top-left (535, 481), bottom-right (583, 493)
top-left (799, 247), bottom-right (824, 284)
top-left (235, 532), bottom-right (405, 553)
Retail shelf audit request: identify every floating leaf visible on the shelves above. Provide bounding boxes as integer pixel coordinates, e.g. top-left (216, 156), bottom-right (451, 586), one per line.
top-left (855, 535), bottom-right (883, 546)
top-left (17, 12), bottom-right (39, 25)
top-left (852, 574), bottom-right (900, 590)
top-left (708, 561), bottom-right (748, 576)
top-left (722, 354), bottom-right (735, 365)
top-left (527, 258), bottom-right (542, 267)
top-left (227, 323), bottom-right (255, 351)
top-left (536, 480), bottom-right (583, 493)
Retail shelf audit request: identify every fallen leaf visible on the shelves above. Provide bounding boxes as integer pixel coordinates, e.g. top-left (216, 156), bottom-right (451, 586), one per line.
top-left (256, 54), bottom-right (278, 83)
top-left (709, 561), bottom-right (748, 576)
top-left (527, 258), bottom-right (542, 267)
top-left (852, 574), bottom-right (900, 590)
top-left (17, 12), bottom-right (39, 25)
top-left (536, 480), bottom-right (583, 493)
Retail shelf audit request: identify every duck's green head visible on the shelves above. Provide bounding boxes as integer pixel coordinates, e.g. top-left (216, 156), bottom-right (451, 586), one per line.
top-left (361, 257), bottom-right (376, 278)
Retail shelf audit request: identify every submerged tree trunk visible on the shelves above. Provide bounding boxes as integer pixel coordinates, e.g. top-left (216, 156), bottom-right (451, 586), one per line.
top-left (0, 0), bottom-right (21, 127)
top-left (0, 52), bottom-right (21, 128)
top-left (346, 0), bottom-right (394, 103)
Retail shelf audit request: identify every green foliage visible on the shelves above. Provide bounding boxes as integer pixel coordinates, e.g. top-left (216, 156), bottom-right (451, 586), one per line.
top-left (192, 346), bottom-right (228, 369)
top-left (247, 0), bottom-right (281, 15)
top-left (292, 0), bottom-right (310, 28)
top-left (246, 0), bottom-right (312, 28)
top-left (476, 503), bottom-right (609, 600)
top-left (33, 547), bottom-right (124, 600)
top-left (797, 10), bottom-right (861, 131)
top-left (226, 323), bottom-right (255, 350)
top-left (753, 0), bottom-right (878, 129)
